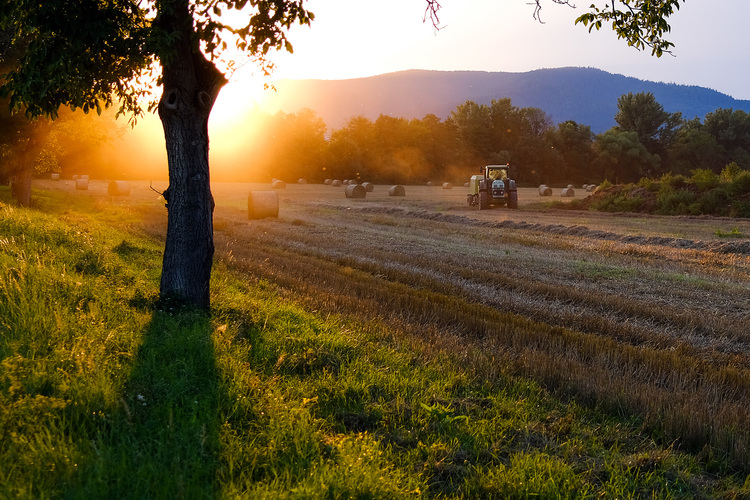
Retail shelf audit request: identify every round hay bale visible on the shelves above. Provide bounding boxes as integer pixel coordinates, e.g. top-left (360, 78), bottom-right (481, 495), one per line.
top-left (539, 185), bottom-right (552, 196)
top-left (248, 191), bottom-right (279, 219)
top-left (324, 178), bottom-right (332, 185)
top-left (389, 185), bottom-right (406, 197)
top-left (561, 187), bottom-right (575, 197)
top-left (332, 179), bottom-right (342, 187)
top-left (75, 178), bottom-right (89, 190)
top-left (50, 173), bottom-right (60, 181)
top-left (108, 180), bottom-right (130, 196)
top-left (298, 178), bottom-right (307, 184)
top-left (345, 184), bottom-right (367, 199)
top-left (587, 184), bottom-right (597, 192)
top-left (567, 184), bottom-right (574, 189)
top-left (361, 182), bottom-right (374, 192)
top-left (426, 181), bottom-right (433, 186)
top-left (271, 179), bottom-right (286, 189)
top-left (442, 182), bottom-right (453, 190)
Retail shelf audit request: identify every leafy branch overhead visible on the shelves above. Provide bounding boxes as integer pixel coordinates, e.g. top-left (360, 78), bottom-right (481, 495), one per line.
top-left (424, 0), bottom-right (685, 57)
top-left (0, 0), bottom-right (313, 120)
top-left (575, 0), bottom-right (686, 56)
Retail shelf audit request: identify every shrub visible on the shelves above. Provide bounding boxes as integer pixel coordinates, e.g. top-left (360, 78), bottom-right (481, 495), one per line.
top-left (698, 188), bottom-right (732, 216)
top-left (597, 179), bottom-right (613, 191)
top-left (728, 171), bottom-right (750, 197)
top-left (660, 173), bottom-right (689, 189)
top-left (590, 184), bottom-right (645, 213)
top-left (690, 169), bottom-right (720, 191)
top-left (730, 201), bottom-right (750, 218)
top-left (637, 177), bottom-right (659, 192)
top-left (657, 187), bottom-right (699, 215)
top-left (720, 162), bottom-right (744, 183)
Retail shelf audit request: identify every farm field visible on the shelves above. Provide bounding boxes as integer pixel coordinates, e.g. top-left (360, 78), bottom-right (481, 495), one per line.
top-left (49, 178), bottom-right (750, 440)
top-left (5, 179), bottom-right (750, 497)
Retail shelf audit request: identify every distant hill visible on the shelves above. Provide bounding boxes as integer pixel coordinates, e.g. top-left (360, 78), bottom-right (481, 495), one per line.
top-left (262, 68), bottom-right (750, 133)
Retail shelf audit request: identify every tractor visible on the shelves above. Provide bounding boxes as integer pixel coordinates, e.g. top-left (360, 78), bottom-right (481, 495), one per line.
top-left (467, 164), bottom-right (518, 209)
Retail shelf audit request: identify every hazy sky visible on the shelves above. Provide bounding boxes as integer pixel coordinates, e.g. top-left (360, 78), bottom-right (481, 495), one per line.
top-left (233, 0), bottom-right (748, 101)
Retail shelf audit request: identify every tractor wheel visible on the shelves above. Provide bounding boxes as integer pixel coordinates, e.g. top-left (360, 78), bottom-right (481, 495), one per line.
top-left (508, 190), bottom-right (518, 209)
top-left (479, 191), bottom-right (489, 210)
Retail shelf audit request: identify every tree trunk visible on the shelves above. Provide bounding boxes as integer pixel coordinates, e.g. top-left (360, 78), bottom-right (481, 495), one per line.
top-left (157, 1), bottom-right (226, 309)
top-left (11, 168), bottom-right (32, 207)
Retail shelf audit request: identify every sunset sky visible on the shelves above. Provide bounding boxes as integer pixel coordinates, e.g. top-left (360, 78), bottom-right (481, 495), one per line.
top-left (222, 0), bottom-right (748, 103)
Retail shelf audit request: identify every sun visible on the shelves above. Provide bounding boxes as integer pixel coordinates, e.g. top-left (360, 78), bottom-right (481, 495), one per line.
top-left (209, 78), bottom-right (268, 131)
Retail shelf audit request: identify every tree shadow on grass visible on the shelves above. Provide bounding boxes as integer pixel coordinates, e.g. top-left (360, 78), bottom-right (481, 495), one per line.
top-left (71, 309), bottom-right (223, 498)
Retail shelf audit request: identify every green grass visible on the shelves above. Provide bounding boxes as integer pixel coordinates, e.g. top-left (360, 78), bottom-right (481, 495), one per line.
top-left (1, 189), bottom-right (748, 498)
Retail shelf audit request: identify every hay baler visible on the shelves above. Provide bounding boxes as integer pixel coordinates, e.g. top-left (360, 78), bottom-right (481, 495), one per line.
top-left (467, 164), bottom-right (518, 209)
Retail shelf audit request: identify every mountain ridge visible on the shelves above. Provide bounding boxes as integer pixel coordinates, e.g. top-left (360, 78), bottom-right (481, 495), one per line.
top-left (261, 67), bottom-right (750, 133)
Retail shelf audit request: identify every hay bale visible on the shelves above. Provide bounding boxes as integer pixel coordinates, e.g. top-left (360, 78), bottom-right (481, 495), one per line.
top-left (426, 181), bottom-right (434, 186)
top-left (442, 182), bottom-right (453, 190)
top-left (389, 185), bottom-right (406, 197)
top-left (361, 182), bottom-right (374, 192)
top-left (587, 184), bottom-right (597, 192)
top-left (297, 178), bottom-right (307, 184)
top-left (50, 173), bottom-right (60, 181)
top-left (561, 187), bottom-right (575, 197)
top-left (345, 184), bottom-right (366, 199)
top-left (332, 179), bottom-right (342, 187)
top-left (248, 191), bottom-right (279, 219)
top-left (271, 179), bottom-right (286, 189)
top-left (539, 185), bottom-right (552, 196)
top-left (324, 178), bottom-right (332, 185)
top-left (108, 180), bottom-right (130, 196)
top-left (75, 178), bottom-right (89, 190)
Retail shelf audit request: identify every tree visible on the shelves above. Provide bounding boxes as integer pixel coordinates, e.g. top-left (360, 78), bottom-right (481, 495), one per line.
top-left (594, 129), bottom-right (660, 182)
top-left (667, 118), bottom-right (724, 174)
top-left (702, 109), bottom-right (750, 169)
top-left (546, 120), bottom-right (595, 183)
top-left (1, 0), bottom-right (312, 309)
top-left (614, 92), bottom-right (681, 169)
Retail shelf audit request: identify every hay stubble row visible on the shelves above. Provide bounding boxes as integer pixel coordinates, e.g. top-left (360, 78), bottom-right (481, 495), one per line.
top-left (205, 183), bottom-right (750, 468)
top-left (48, 179), bottom-right (750, 468)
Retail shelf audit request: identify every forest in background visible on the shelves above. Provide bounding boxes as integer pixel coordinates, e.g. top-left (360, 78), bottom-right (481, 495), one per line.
top-left (3, 87), bottom-right (750, 196)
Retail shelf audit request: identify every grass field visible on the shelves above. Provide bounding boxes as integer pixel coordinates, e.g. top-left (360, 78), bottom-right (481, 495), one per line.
top-left (2, 180), bottom-right (750, 498)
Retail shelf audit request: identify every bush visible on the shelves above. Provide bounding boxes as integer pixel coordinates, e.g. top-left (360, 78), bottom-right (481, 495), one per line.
top-left (637, 177), bottom-right (659, 192)
top-left (720, 162), bottom-right (744, 183)
top-left (660, 173), bottom-right (689, 189)
top-left (590, 184), bottom-right (646, 213)
top-left (597, 179), bottom-right (613, 191)
top-left (690, 169), bottom-right (720, 191)
top-left (697, 188), bottom-right (732, 216)
top-left (728, 171), bottom-right (750, 197)
top-left (657, 187), bottom-right (699, 215)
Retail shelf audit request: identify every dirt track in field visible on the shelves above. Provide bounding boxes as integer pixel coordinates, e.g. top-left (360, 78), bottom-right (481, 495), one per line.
top-left (41, 179), bottom-right (750, 361)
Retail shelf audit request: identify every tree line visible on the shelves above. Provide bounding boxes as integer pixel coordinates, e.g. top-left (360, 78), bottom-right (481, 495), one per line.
top-left (4, 91), bottom-right (750, 194)
top-left (223, 92), bottom-right (750, 188)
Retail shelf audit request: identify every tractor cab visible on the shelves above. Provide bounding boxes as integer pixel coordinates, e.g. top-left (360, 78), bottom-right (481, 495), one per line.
top-left (467, 164), bottom-right (519, 210)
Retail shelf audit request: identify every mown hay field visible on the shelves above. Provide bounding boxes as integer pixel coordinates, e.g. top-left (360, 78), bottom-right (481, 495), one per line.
top-left (19, 179), bottom-right (750, 494)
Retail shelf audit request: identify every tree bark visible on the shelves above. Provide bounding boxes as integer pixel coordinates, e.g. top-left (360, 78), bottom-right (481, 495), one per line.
top-left (10, 168), bottom-right (32, 207)
top-left (157, 0), bottom-right (226, 309)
